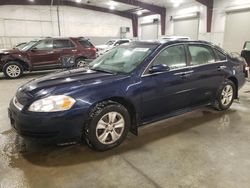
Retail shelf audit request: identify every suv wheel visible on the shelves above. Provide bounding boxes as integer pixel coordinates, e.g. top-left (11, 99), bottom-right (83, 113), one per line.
top-left (75, 58), bottom-right (88, 68)
top-left (3, 61), bottom-right (24, 79)
top-left (84, 101), bottom-right (130, 151)
top-left (213, 79), bottom-right (236, 111)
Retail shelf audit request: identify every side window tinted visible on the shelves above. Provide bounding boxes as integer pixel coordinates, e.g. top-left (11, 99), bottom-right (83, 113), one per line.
top-left (152, 45), bottom-right (187, 70)
top-left (53, 39), bottom-right (74, 49)
top-left (119, 41), bottom-right (129, 45)
top-left (78, 40), bottom-right (94, 48)
top-left (34, 40), bottom-right (53, 50)
top-left (215, 49), bottom-right (227, 61)
top-left (188, 45), bottom-right (215, 65)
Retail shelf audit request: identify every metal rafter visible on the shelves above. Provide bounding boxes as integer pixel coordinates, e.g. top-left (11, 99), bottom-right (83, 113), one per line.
top-left (0, 0), bottom-right (139, 37)
top-left (196, 0), bottom-right (214, 32)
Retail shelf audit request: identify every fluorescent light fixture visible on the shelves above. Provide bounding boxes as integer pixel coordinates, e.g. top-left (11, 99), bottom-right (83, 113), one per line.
top-left (173, 3), bottom-right (180, 8)
top-left (137, 10), bottom-right (142, 15)
top-left (173, 12), bottom-right (200, 21)
top-left (109, 5), bottom-right (115, 10)
top-left (76, 0), bottom-right (81, 3)
top-left (225, 4), bottom-right (250, 13)
top-left (29, 0), bottom-right (34, 2)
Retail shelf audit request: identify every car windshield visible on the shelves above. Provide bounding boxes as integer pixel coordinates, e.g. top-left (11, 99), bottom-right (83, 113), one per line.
top-left (89, 43), bottom-right (157, 74)
top-left (20, 40), bottom-right (39, 51)
top-left (106, 40), bottom-right (116, 46)
top-left (244, 42), bottom-right (250, 51)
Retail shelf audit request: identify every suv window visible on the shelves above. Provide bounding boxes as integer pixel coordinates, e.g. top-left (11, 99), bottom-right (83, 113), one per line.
top-left (188, 45), bottom-right (215, 65)
top-left (34, 40), bottom-right (53, 50)
top-left (53, 39), bottom-right (75, 49)
top-left (152, 45), bottom-right (187, 70)
top-left (78, 40), bottom-right (94, 48)
top-left (244, 42), bottom-right (250, 51)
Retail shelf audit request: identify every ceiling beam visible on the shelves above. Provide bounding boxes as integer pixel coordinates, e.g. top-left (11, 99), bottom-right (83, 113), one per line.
top-left (0, 0), bottom-right (139, 37)
top-left (196, 0), bottom-right (214, 32)
top-left (113, 0), bottom-right (166, 35)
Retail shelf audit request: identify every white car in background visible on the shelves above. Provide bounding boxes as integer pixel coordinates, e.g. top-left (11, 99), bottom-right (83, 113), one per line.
top-left (161, 36), bottom-right (191, 41)
top-left (96, 39), bottom-right (131, 56)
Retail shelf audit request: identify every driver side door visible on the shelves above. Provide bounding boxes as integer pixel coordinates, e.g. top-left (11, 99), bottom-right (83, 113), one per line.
top-left (140, 44), bottom-right (194, 122)
top-left (27, 39), bottom-right (58, 70)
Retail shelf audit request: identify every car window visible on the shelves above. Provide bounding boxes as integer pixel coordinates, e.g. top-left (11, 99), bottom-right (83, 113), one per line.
top-left (188, 45), bottom-right (215, 65)
top-left (34, 40), bottom-right (53, 50)
top-left (89, 44), bottom-right (157, 74)
top-left (215, 49), bottom-right (227, 61)
top-left (53, 39), bottom-right (74, 49)
top-left (152, 45), bottom-right (187, 70)
top-left (78, 40), bottom-right (94, 48)
top-left (244, 42), bottom-right (250, 51)
top-left (118, 40), bottom-right (129, 45)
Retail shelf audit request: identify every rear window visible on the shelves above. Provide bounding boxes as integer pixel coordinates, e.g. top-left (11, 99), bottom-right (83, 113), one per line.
top-left (78, 40), bottom-right (94, 48)
top-left (244, 42), bottom-right (250, 51)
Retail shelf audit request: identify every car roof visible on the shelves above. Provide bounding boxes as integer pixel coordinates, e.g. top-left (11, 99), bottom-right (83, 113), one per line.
top-left (131, 40), bottom-right (212, 46)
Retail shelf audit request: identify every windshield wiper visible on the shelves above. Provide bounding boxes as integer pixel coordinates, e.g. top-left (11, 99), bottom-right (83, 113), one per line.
top-left (90, 68), bottom-right (116, 74)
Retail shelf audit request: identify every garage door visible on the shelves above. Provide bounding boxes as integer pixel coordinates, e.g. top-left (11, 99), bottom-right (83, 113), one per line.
top-left (173, 18), bottom-right (199, 40)
top-left (224, 10), bottom-right (250, 53)
top-left (141, 23), bottom-right (158, 40)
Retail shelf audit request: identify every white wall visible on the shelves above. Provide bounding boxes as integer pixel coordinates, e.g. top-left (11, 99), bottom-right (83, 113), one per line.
top-left (212, 0), bottom-right (250, 49)
top-left (165, 2), bottom-right (207, 39)
top-left (0, 5), bottom-right (132, 48)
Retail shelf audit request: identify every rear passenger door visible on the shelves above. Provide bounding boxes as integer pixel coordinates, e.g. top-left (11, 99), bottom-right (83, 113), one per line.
top-left (187, 44), bottom-right (227, 106)
top-left (53, 39), bottom-right (76, 67)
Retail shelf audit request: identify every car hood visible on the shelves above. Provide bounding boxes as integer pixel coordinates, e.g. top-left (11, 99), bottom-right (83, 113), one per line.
top-left (0, 49), bottom-right (20, 55)
top-left (18, 68), bottom-right (127, 97)
top-left (96, 44), bottom-right (108, 49)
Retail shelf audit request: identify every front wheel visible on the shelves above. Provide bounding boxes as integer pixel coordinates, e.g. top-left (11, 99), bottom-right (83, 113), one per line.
top-left (3, 61), bottom-right (24, 79)
top-left (84, 101), bottom-right (130, 151)
top-left (213, 80), bottom-right (236, 111)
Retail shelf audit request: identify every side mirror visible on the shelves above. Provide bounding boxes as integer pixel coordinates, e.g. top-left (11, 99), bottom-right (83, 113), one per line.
top-left (149, 64), bottom-right (170, 74)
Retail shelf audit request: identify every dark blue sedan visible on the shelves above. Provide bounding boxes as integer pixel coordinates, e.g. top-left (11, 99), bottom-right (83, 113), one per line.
top-left (8, 40), bottom-right (247, 151)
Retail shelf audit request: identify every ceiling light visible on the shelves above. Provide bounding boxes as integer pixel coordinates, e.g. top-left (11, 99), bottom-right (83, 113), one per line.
top-left (107, 1), bottom-right (118, 6)
top-left (109, 5), bottom-right (115, 10)
top-left (173, 3), bottom-right (180, 7)
top-left (137, 10), bottom-right (142, 15)
top-left (29, 0), bottom-right (35, 2)
top-left (76, 0), bottom-right (81, 3)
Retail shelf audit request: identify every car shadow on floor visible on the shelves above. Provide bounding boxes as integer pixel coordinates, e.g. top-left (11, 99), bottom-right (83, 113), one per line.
top-left (8, 108), bottom-right (238, 168)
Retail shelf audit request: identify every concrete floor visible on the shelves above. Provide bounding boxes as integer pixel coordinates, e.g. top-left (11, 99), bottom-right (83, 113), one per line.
top-left (0, 72), bottom-right (250, 188)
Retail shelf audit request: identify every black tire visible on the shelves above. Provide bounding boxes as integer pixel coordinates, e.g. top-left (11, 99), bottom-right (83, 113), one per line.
top-left (213, 79), bottom-right (236, 111)
top-left (84, 101), bottom-right (131, 151)
top-left (3, 61), bottom-right (24, 79)
top-left (75, 58), bottom-right (88, 68)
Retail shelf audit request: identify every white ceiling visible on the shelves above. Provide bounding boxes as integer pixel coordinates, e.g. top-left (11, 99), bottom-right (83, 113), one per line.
top-left (137, 0), bottom-right (196, 8)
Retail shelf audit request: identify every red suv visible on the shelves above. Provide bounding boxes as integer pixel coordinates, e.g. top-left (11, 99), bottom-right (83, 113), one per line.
top-left (0, 37), bottom-right (96, 79)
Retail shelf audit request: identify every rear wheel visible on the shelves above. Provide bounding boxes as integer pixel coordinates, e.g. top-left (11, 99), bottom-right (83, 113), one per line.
top-left (213, 79), bottom-right (236, 111)
top-left (75, 58), bottom-right (88, 68)
top-left (3, 61), bottom-right (24, 79)
top-left (84, 101), bottom-right (130, 151)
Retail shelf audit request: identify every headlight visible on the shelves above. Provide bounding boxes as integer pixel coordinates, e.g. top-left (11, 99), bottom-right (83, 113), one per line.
top-left (28, 95), bottom-right (76, 112)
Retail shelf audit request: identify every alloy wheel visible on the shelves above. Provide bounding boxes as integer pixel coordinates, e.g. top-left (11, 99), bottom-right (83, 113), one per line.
top-left (6, 65), bottom-right (21, 78)
top-left (96, 112), bottom-right (125, 145)
top-left (221, 85), bottom-right (233, 106)
top-left (77, 60), bottom-right (88, 68)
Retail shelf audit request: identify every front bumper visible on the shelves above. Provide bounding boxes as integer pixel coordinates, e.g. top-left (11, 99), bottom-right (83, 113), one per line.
top-left (8, 100), bottom-right (88, 143)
